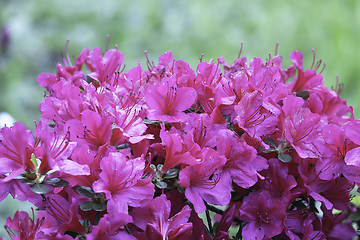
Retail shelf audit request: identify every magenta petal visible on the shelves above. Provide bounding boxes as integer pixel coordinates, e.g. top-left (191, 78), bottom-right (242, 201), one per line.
top-left (93, 152), bottom-right (154, 213)
top-left (311, 191), bottom-right (333, 210)
top-left (343, 164), bottom-right (360, 182)
top-left (227, 164), bottom-right (258, 189)
top-left (146, 223), bottom-right (163, 240)
top-left (242, 221), bottom-right (264, 240)
top-left (289, 50), bottom-right (304, 70)
top-left (58, 160), bottom-right (90, 176)
top-left (0, 179), bottom-right (9, 202)
top-left (168, 223), bottom-right (193, 240)
top-left (344, 121), bottom-right (360, 145)
top-left (168, 205), bottom-right (192, 233)
top-left (145, 77), bottom-right (197, 122)
top-left (184, 186), bottom-right (206, 214)
top-left (344, 147), bottom-right (360, 166)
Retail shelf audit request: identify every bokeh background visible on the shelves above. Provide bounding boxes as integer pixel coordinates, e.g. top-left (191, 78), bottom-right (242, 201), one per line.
top-left (0, 0), bottom-right (359, 238)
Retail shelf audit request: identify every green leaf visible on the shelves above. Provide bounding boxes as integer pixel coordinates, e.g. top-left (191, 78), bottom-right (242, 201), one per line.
top-left (263, 149), bottom-right (277, 153)
top-left (93, 202), bottom-right (107, 212)
top-left (43, 177), bottom-right (60, 185)
top-left (165, 168), bottom-right (179, 177)
top-left (150, 164), bottom-right (157, 172)
top-left (263, 138), bottom-right (277, 148)
top-left (80, 202), bottom-right (94, 211)
top-left (31, 153), bottom-right (38, 168)
top-left (31, 183), bottom-right (49, 194)
top-left (350, 211), bottom-right (360, 221)
top-left (73, 186), bottom-right (95, 198)
top-left (278, 153), bottom-right (292, 162)
top-left (143, 119), bottom-right (158, 125)
top-left (22, 179), bottom-right (35, 185)
top-left (45, 179), bottom-right (69, 187)
top-left (83, 219), bottom-right (91, 230)
top-left (296, 90), bottom-right (310, 100)
top-left (155, 181), bottom-right (167, 189)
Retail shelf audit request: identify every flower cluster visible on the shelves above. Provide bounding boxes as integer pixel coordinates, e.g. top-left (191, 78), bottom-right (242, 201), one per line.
top-left (1, 40), bottom-right (360, 239)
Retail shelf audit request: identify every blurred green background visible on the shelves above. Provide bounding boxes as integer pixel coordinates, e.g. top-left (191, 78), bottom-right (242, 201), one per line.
top-left (0, 0), bottom-right (359, 238)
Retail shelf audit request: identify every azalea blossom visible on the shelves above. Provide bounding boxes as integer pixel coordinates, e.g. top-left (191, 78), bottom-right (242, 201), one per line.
top-left (2, 41), bottom-right (360, 239)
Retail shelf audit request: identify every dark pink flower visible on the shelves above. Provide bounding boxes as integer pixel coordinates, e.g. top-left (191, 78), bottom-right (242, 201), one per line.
top-left (34, 118), bottom-right (77, 175)
top-left (87, 213), bottom-right (134, 240)
top-left (213, 203), bottom-right (236, 240)
top-left (321, 207), bottom-right (356, 239)
top-left (288, 50), bottom-right (324, 93)
top-left (131, 194), bottom-right (192, 240)
top-left (315, 123), bottom-right (360, 182)
top-left (239, 191), bottom-right (286, 240)
top-left (109, 106), bottom-right (152, 146)
top-left (306, 86), bottom-right (349, 125)
top-left (41, 193), bottom-right (87, 237)
top-left (259, 158), bottom-right (297, 204)
top-left (0, 175), bottom-right (10, 202)
top-left (59, 145), bottom-right (97, 188)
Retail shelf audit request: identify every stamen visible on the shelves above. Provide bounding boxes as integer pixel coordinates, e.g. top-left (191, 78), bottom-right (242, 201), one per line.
top-left (144, 51), bottom-right (154, 70)
top-left (310, 49), bottom-right (316, 70)
top-left (65, 39), bottom-right (72, 67)
top-left (237, 42), bottom-right (243, 59)
top-left (199, 53), bottom-right (204, 62)
top-left (319, 63), bottom-right (326, 74)
top-left (275, 42), bottom-right (279, 56)
top-left (105, 35), bottom-right (110, 53)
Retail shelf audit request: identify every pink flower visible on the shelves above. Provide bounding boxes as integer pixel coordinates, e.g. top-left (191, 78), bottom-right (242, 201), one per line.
top-left (66, 110), bottom-right (112, 150)
top-left (41, 193), bottom-right (87, 237)
top-left (93, 152), bottom-right (154, 213)
top-left (145, 76), bottom-right (197, 122)
top-left (216, 129), bottom-right (267, 188)
top-left (0, 122), bottom-right (35, 181)
top-left (279, 95), bottom-right (321, 158)
top-left (87, 47), bottom-right (124, 86)
top-left (159, 126), bottom-right (196, 172)
top-left (178, 147), bottom-right (230, 213)
top-left (234, 91), bottom-right (278, 143)
top-left (5, 209), bottom-right (44, 240)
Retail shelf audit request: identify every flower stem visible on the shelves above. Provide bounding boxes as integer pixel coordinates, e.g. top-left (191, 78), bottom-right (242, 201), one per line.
top-left (204, 201), bottom-right (214, 236)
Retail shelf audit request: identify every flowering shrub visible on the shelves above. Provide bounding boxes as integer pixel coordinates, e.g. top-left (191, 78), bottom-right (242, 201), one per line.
top-left (1, 40), bottom-right (360, 239)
